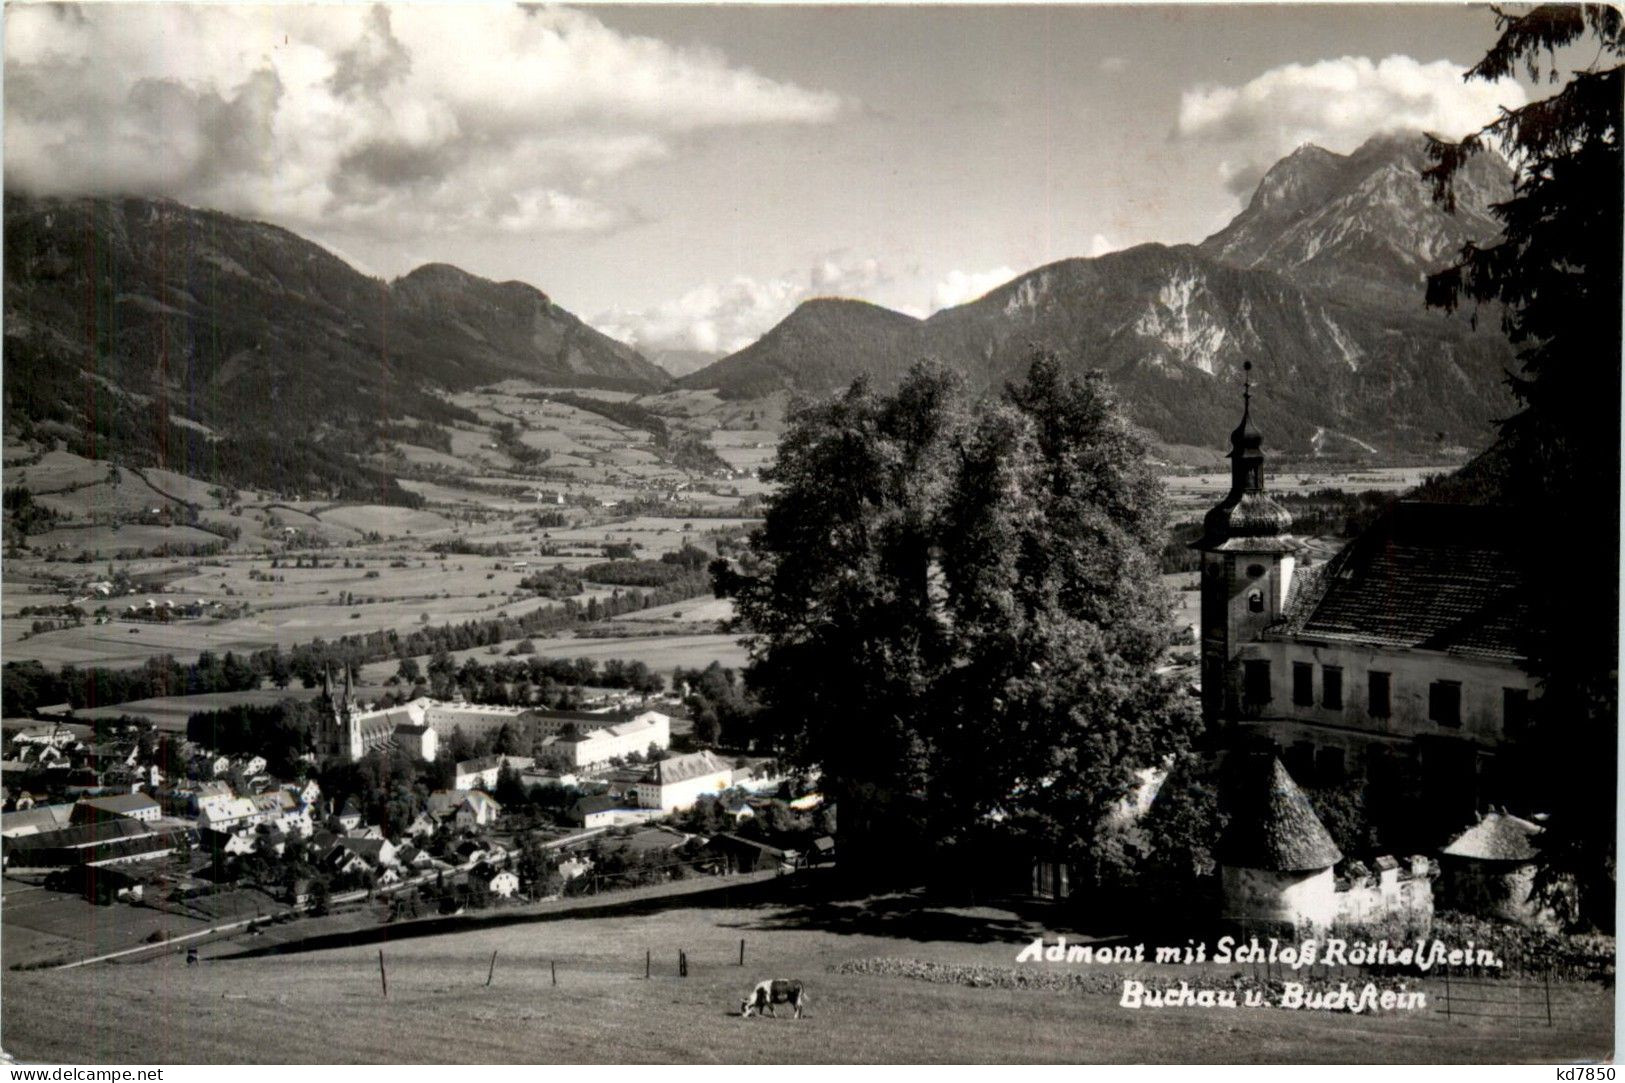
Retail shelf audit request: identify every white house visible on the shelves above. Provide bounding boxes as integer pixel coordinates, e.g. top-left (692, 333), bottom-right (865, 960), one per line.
top-left (634, 751), bottom-right (733, 813)
top-left (487, 870), bottom-right (520, 898)
top-left (454, 755), bottom-right (504, 792)
top-left (455, 792), bottom-right (501, 829)
top-left (197, 796), bottom-right (258, 832)
top-left (77, 793), bottom-right (162, 823)
top-left (548, 714), bottom-right (673, 770)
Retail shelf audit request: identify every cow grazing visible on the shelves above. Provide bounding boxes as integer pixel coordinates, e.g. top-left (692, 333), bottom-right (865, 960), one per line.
top-left (740, 978), bottom-right (807, 1019)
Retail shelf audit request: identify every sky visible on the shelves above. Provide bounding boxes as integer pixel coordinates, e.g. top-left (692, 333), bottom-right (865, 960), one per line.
top-left (3, 3), bottom-right (1527, 362)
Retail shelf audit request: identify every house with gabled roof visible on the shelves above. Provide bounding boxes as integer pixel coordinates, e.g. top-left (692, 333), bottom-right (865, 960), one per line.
top-left (454, 791), bottom-right (501, 829)
top-left (73, 793), bottom-right (162, 823)
top-left (634, 751), bottom-right (732, 812)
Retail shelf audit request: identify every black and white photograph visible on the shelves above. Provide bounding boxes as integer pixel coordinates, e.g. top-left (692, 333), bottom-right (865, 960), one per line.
top-left (0, 0), bottom-right (1617, 1066)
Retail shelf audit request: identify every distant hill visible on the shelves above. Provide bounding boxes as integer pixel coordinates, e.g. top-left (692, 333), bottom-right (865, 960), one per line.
top-left (679, 298), bottom-right (925, 400)
top-left (2, 194), bottom-right (669, 500)
top-left (648, 349), bottom-right (724, 378)
top-left (680, 132), bottom-right (1518, 455)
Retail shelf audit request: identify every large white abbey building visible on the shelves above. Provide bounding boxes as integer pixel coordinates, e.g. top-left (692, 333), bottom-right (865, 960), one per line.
top-left (316, 670), bottom-right (670, 765)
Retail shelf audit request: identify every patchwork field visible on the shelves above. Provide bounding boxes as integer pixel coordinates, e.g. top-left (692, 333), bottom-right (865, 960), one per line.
top-left (3, 384), bottom-right (1458, 727)
top-left (2, 379), bottom-right (766, 693)
top-left (1163, 465), bottom-right (1450, 517)
top-left (72, 688), bottom-right (325, 731)
top-left (1, 881), bottom-right (1610, 1064)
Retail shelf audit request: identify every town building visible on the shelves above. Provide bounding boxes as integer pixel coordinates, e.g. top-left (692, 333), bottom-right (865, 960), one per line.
top-left (454, 754), bottom-right (505, 791)
top-left (316, 679), bottom-right (670, 766)
top-left (546, 714), bottom-right (672, 771)
top-left (197, 795), bottom-right (259, 832)
top-left (633, 750), bottom-right (733, 812)
top-left (0, 803), bottom-right (76, 838)
top-left (453, 754), bottom-right (533, 791)
top-left (72, 793), bottom-right (162, 823)
top-left (2, 817), bottom-right (188, 869)
top-left (455, 792), bottom-right (501, 829)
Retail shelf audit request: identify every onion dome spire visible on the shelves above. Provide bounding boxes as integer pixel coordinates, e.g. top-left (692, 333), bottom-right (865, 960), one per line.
top-left (1193, 361), bottom-right (1296, 549)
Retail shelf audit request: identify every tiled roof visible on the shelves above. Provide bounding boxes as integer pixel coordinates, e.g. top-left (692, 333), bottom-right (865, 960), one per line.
top-left (80, 793), bottom-right (160, 816)
top-left (1217, 756), bottom-right (1343, 872)
top-left (646, 751), bottom-right (732, 787)
top-left (1441, 812), bottom-right (1543, 862)
top-left (457, 755), bottom-right (504, 774)
top-left (1273, 503), bottom-right (1526, 662)
top-left (0, 804), bottom-right (75, 834)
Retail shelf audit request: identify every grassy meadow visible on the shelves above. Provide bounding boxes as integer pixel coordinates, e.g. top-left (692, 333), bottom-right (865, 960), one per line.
top-left (1, 879), bottom-right (1610, 1064)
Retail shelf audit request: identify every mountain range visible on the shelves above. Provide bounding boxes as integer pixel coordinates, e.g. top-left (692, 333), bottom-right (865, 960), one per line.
top-left (679, 131), bottom-right (1517, 454)
top-left (1, 195), bottom-right (667, 436)
top-left (2, 130), bottom-right (1518, 492)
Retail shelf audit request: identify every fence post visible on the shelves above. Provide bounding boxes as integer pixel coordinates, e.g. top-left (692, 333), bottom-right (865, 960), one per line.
top-left (1544, 970), bottom-right (1553, 1027)
top-left (679, 949), bottom-right (688, 978)
top-left (552, 960), bottom-right (557, 987)
top-left (739, 938), bottom-right (745, 967)
top-left (378, 949), bottom-right (388, 999)
top-left (486, 949), bottom-right (498, 987)
top-left (646, 949), bottom-right (651, 980)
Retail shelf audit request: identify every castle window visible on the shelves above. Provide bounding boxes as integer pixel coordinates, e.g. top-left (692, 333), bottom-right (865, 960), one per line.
top-left (1292, 662), bottom-right (1313, 706)
top-left (1503, 688), bottom-right (1529, 737)
top-left (1247, 590), bottom-right (1264, 613)
top-left (1368, 671), bottom-right (1391, 718)
top-left (1321, 666), bottom-right (1343, 710)
top-left (1246, 564), bottom-right (1266, 578)
top-left (1242, 660), bottom-right (1272, 705)
top-left (1429, 680), bottom-right (1462, 727)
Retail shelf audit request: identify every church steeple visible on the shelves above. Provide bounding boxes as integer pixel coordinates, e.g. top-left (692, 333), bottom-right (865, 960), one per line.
top-left (1193, 363), bottom-right (1303, 733)
top-left (1229, 362), bottom-right (1265, 495)
top-left (1196, 362), bottom-right (1292, 548)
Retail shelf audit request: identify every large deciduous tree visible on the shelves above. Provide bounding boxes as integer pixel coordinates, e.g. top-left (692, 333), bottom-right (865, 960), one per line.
top-left (1424, 5), bottom-right (1622, 926)
top-left (720, 355), bottom-right (1195, 882)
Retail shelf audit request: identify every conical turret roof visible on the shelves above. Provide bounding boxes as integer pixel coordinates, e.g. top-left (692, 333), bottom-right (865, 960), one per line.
top-left (1217, 756), bottom-right (1343, 872)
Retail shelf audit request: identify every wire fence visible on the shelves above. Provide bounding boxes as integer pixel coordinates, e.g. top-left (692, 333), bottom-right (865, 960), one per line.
top-left (1438, 970), bottom-right (1554, 1026)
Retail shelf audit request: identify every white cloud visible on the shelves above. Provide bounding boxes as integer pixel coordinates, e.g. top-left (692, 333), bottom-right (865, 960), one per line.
top-left (1175, 54), bottom-right (1526, 196)
top-left (1088, 234), bottom-right (1117, 258)
top-left (4, 4), bottom-right (845, 238)
top-left (596, 253), bottom-right (894, 356)
top-left (930, 266), bottom-right (1015, 312)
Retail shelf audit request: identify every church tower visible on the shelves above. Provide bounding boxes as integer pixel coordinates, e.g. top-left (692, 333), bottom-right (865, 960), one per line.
top-left (1192, 364), bottom-right (1301, 731)
top-left (317, 666), bottom-right (363, 762)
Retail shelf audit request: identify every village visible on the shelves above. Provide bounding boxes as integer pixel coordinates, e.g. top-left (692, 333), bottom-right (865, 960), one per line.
top-left (1, 681), bottom-right (834, 969)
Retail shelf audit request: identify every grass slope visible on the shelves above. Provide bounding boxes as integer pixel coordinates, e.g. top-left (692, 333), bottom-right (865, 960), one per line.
top-left (2, 882), bottom-right (1610, 1064)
